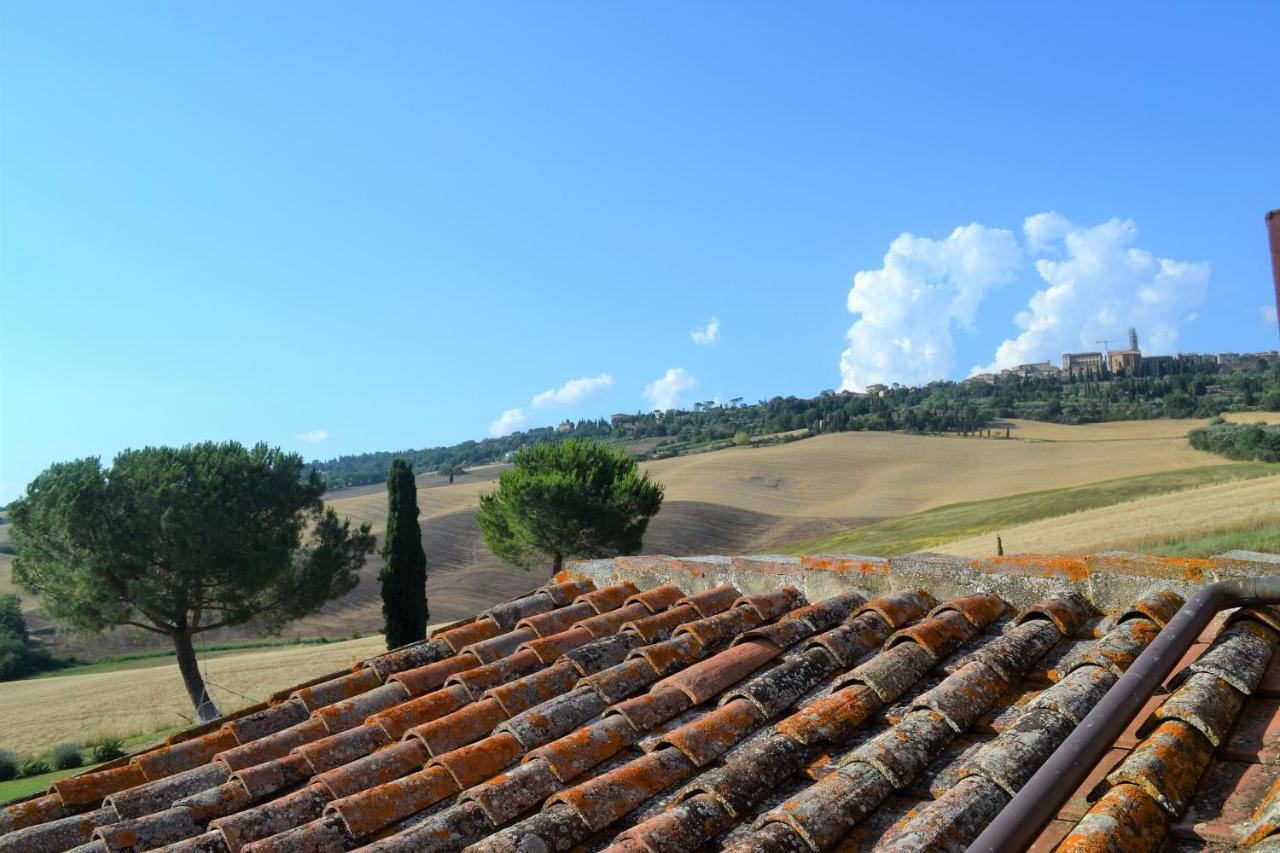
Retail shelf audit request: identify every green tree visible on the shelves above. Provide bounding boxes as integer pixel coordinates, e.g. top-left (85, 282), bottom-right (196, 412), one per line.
top-left (9, 442), bottom-right (375, 721)
top-left (477, 439), bottom-right (665, 576)
top-left (437, 462), bottom-right (466, 484)
top-left (0, 593), bottom-right (24, 640)
top-left (380, 459), bottom-right (428, 649)
top-left (0, 591), bottom-right (67, 681)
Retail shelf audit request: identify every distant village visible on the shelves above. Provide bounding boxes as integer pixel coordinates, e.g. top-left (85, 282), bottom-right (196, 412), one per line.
top-left (958, 327), bottom-right (1280, 389)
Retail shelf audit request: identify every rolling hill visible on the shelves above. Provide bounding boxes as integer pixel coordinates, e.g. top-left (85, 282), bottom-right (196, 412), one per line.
top-left (3, 414), bottom-right (1275, 661)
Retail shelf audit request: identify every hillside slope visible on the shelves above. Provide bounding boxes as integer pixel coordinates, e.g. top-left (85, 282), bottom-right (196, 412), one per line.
top-left (931, 474), bottom-right (1280, 557)
top-left (5, 415), bottom-right (1270, 658)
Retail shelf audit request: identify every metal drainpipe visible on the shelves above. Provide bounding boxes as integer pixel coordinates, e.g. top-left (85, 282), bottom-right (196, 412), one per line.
top-left (1268, 209), bottom-right (1280, 340)
top-left (971, 576), bottom-right (1280, 853)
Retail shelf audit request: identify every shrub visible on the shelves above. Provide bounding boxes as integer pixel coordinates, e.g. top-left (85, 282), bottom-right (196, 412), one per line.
top-left (50, 742), bottom-right (83, 770)
top-left (1189, 421), bottom-right (1280, 462)
top-left (19, 756), bottom-right (51, 777)
top-left (89, 738), bottom-right (126, 763)
top-left (0, 749), bottom-right (17, 781)
top-left (0, 593), bottom-right (71, 681)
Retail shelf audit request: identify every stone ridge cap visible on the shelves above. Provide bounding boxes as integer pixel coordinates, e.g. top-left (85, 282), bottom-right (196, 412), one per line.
top-left (566, 550), bottom-right (1280, 618)
top-left (579, 550), bottom-right (1268, 577)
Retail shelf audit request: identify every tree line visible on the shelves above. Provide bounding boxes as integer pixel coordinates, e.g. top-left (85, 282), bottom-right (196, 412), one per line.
top-left (1189, 418), bottom-right (1280, 462)
top-left (315, 358), bottom-right (1280, 487)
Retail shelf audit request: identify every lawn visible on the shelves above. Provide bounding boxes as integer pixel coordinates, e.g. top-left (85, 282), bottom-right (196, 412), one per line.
top-left (0, 727), bottom-right (182, 805)
top-left (780, 462), bottom-right (1280, 557)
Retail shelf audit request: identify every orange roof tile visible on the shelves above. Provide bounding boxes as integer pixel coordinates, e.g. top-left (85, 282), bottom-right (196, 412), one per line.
top-left (7, 560), bottom-right (1280, 853)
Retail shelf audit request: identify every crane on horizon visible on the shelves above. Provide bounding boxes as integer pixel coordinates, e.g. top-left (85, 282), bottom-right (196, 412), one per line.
top-left (1095, 338), bottom-right (1119, 357)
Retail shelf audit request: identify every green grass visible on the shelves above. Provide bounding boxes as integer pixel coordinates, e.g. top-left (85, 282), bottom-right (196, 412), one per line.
top-left (0, 727), bottom-right (182, 805)
top-left (780, 462), bottom-right (1280, 557)
top-left (0, 766), bottom-right (80, 803)
top-left (1136, 522), bottom-right (1280, 558)
top-left (29, 636), bottom-right (352, 680)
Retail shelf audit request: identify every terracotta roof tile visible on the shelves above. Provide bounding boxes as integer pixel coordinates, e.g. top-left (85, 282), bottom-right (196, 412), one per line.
top-left (383, 652), bottom-right (476, 696)
top-left (673, 584), bottom-right (741, 618)
top-left (104, 763), bottom-right (230, 821)
top-left (857, 589), bottom-right (937, 630)
top-left (231, 753), bottom-right (309, 800)
top-left (577, 581), bottom-right (643, 615)
top-left (624, 583), bottom-right (685, 614)
top-left (313, 740), bottom-right (426, 799)
top-left (222, 699), bottom-right (310, 746)
top-left (482, 591), bottom-right (557, 631)
top-left (433, 616), bottom-right (502, 653)
top-left (539, 578), bottom-right (598, 608)
top-left (1059, 782), bottom-right (1171, 852)
top-left (366, 683), bottom-right (470, 740)
top-left (12, 558), bottom-right (1280, 853)
top-left (516, 601), bottom-right (596, 637)
top-left (289, 668), bottom-right (383, 713)
top-left (327, 764), bottom-right (456, 838)
top-left (1054, 606), bottom-right (1280, 852)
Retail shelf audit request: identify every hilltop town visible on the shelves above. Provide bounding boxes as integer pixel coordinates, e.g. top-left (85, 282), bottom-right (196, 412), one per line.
top-left (964, 327), bottom-right (1279, 385)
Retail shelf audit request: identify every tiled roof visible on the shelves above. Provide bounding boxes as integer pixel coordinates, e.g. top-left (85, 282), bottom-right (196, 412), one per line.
top-left (4, 553), bottom-right (1280, 853)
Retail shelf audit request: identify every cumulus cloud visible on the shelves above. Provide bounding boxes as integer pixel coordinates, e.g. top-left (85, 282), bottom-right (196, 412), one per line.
top-left (839, 224), bottom-right (1022, 391)
top-left (488, 408), bottom-right (528, 437)
top-left (296, 429), bottom-right (330, 443)
top-left (691, 318), bottom-right (721, 345)
top-left (643, 367), bottom-right (696, 411)
top-left (531, 373), bottom-right (614, 408)
top-left (1262, 305), bottom-right (1278, 325)
top-left (975, 214), bottom-right (1209, 373)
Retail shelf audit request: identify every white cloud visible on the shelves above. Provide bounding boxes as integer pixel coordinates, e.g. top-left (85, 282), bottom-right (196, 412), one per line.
top-left (975, 214), bottom-right (1209, 373)
top-left (643, 367), bottom-right (697, 411)
top-left (1261, 305), bottom-right (1278, 325)
top-left (839, 224), bottom-right (1022, 391)
top-left (531, 373), bottom-right (614, 408)
top-left (691, 317), bottom-right (721, 346)
top-left (488, 408), bottom-right (528, 437)
top-left (296, 429), bottom-right (330, 443)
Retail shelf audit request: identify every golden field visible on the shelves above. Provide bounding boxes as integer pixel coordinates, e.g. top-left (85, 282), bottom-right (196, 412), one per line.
top-left (0, 637), bottom-right (387, 753)
top-left (931, 474), bottom-right (1280, 557)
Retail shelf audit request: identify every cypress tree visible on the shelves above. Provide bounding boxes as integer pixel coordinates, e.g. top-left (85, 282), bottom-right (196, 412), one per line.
top-left (380, 459), bottom-right (428, 649)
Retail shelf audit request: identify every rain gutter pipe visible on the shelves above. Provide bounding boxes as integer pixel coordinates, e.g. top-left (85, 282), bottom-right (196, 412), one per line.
top-left (971, 576), bottom-right (1280, 852)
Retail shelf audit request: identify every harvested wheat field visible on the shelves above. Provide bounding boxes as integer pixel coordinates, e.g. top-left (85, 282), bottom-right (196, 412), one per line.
top-left (932, 474), bottom-right (1280, 557)
top-left (638, 428), bottom-right (1225, 520)
top-left (312, 422), bottom-right (1239, 628)
top-left (0, 636), bottom-right (389, 753)
top-left (996, 411), bottom-right (1276, 442)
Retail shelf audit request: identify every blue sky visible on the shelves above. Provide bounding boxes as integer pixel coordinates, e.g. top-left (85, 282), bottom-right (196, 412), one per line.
top-left (2, 3), bottom-right (1278, 500)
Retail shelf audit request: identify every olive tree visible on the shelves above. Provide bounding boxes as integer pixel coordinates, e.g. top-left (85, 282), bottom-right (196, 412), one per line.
top-left (9, 442), bottom-right (375, 722)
